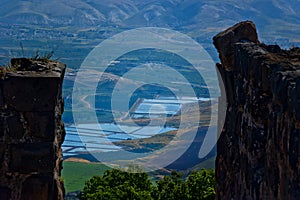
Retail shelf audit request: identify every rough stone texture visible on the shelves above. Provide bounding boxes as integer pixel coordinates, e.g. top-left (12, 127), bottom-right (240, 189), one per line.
top-left (214, 21), bottom-right (300, 200)
top-left (21, 174), bottom-right (54, 200)
top-left (213, 20), bottom-right (259, 70)
top-left (0, 58), bottom-right (66, 200)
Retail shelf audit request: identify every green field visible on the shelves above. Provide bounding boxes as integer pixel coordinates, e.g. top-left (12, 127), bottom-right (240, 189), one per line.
top-left (62, 156), bottom-right (216, 193)
top-left (62, 161), bottom-right (111, 193)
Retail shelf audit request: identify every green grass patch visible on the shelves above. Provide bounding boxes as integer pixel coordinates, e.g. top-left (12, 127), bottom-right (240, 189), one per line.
top-left (62, 161), bottom-right (111, 193)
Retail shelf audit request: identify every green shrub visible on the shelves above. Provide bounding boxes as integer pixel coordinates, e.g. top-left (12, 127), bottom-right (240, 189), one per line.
top-left (78, 168), bottom-right (215, 200)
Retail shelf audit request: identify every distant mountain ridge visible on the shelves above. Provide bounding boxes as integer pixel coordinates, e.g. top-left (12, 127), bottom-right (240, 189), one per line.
top-left (1, 0), bottom-right (299, 30)
top-left (1, 0), bottom-right (300, 67)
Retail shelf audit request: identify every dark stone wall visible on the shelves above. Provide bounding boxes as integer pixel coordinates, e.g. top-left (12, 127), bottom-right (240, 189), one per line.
top-left (0, 58), bottom-right (66, 200)
top-left (214, 21), bottom-right (300, 200)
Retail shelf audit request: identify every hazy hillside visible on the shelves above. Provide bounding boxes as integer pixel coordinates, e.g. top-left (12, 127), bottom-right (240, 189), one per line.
top-left (1, 0), bottom-right (299, 32)
top-left (0, 0), bottom-right (298, 75)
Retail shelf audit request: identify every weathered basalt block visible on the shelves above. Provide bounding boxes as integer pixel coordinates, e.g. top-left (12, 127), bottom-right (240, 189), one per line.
top-left (215, 21), bottom-right (300, 200)
top-left (0, 58), bottom-right (66, 200)
top-left (213, 21), bottom-right (259, 70)
top-left (21, 174), bottom-right (54, 200)
top-left (3, 74), bottom-right (62, 112)
top-left (24, 112), bottom-right (55, 141)
top-left (9, 142), bottom-right (55, 173)
top-left (6, 112), bottom-right (24, 139)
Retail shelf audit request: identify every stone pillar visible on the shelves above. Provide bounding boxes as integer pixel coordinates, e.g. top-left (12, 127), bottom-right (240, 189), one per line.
top-left (0, 58), bottom-right (66, 200)
top-left (214, 21), bottom-right (300, 200)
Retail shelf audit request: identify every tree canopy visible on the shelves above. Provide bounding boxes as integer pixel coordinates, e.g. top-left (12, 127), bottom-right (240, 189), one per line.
top-left (78, 168), bottom-right (215, 200)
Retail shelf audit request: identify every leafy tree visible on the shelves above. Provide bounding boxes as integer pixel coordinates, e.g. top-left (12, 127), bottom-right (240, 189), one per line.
top-left (152, 171), bottom-right (187, 200)
top-left (185, 169), bottom-right (216, 200)
top-left (78, 168), bottom-right (152, 200)
top-left (78, 168), bottom-right (216, 200)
